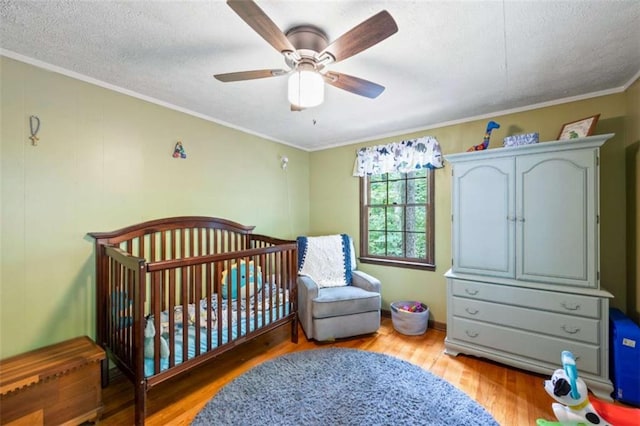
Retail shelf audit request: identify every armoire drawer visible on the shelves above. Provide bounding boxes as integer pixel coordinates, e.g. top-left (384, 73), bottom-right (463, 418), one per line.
top-left (449, 317), bottom-right (600, 375)
top-left (451, 279), bottom-right (600, 318)
top-left (451, 296), bottom-right (600, 344)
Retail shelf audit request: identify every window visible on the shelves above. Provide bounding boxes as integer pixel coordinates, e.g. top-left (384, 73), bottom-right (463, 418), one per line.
top-left (360, 169), bottom-right (435, 270)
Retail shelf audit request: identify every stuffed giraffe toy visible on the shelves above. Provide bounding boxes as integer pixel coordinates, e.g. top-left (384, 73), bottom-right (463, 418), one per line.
top-left (468, 120), bottom-right (500, 151)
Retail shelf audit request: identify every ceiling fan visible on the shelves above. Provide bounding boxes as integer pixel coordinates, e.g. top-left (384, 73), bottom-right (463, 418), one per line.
top-left (214, 0), bottom-right (398, 110)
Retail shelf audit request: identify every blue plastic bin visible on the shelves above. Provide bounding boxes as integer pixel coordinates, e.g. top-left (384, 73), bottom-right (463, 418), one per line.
top-left (610, 308), bottom-right (640, 406)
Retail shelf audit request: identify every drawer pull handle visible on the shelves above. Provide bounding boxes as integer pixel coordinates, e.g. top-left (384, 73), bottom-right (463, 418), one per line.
top-left (465, 330), bottom-right (479, 338)
top-left (561, 302), bottom-right (581, 311)
top-left (561, 325), bottom-right (581, 334)
top-left (465, 307), bottom-right (479, 315)
top-left (464, 288), bottom-right (479, 296)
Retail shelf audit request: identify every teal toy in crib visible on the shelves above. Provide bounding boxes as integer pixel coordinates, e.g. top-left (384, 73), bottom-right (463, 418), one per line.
top-left (221, 260), bottom-right (263, 299)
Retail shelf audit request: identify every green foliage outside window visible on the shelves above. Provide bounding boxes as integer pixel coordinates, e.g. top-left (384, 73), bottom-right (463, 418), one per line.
top-left (361, 170), bottom-right (434, 269)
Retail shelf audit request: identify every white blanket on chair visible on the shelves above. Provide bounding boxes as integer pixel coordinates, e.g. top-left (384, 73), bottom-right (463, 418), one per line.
top-left (297, 234), bottom-right (352, 288)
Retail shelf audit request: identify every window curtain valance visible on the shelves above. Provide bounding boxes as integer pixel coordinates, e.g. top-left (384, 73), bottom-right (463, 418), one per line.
top-left (352, 136), bottom-right (444, 177)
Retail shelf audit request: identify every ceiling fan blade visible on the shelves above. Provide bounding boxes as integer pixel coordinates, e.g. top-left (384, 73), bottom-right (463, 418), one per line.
top-left (324, 71), bottom-right (385, 99)
top-left (214, 69), bottom-right (288, 82)
top-left (319, 10), bottom-right (398, 63)
top-left (227, 0), bottom-right (296, 54)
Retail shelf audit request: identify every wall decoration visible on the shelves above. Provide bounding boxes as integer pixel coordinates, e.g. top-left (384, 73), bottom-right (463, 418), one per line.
top-left (29, 115), bottom-right (40, 146)
top-left (172, 141), bottom-right (187, 159)
top-left (557, 114), bottom-right (600, 140)
top-left (467, 120), bottom-right (500, 152)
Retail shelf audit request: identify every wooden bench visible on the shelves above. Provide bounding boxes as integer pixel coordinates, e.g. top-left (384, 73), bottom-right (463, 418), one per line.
top-left (0, 336), bottom-right (105, 425)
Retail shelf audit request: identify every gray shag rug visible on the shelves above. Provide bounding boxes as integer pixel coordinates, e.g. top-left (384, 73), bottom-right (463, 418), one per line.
top-left (192, 348), bottom-right (498, 425)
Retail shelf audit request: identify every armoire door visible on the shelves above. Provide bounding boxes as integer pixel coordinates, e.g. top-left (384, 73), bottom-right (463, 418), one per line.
top-left (452, 157), bottom-right (515, 278)
top-left (515, 148), bottom-right (598, 287)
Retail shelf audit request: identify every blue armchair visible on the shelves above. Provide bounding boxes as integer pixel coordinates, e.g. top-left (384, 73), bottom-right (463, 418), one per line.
top-left (297, 235), bottom-right (381, 341)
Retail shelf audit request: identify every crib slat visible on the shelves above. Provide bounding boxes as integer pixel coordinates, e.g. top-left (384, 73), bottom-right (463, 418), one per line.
top-left (150, 232), bottom-right (156, 263)
top-left (216, 261), bottom-right (224, 348)
top-left (171, 229), bottom-right (177, 260)
top-left (244, 256), bottom-right (251, 335)
top-left (168, 268), bottom-right (176, 369)
top-left (186, 228), bottom-right (196, 256)
top-left (160, 231), bottom-right (166, 261)
top-left (205, 261), bottom-right (213, 352)
top-left (152, 271), bottom-right (162, 376)
top-left (181, 262), bottom-right (188, 364)
top-left (194, 264), bottom-right (202, 356)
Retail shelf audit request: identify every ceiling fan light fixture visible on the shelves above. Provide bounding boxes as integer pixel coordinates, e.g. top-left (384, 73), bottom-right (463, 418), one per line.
top-left (288, 69), bottom-right (324, 108)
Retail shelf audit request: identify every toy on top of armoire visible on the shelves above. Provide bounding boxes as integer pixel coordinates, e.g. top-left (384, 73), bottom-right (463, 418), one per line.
top-left (467, 120), bottom-right (500, 151)
top-left (538, 350), bottom-right (640, 426)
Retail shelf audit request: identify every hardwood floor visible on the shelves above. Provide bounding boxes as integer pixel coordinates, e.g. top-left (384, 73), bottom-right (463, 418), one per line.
top-left (99, 317), bottom-right (557, 425)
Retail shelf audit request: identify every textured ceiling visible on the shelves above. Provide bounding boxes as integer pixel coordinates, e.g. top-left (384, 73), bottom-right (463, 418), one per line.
top-left (1, 0), bottom-right (639, 151)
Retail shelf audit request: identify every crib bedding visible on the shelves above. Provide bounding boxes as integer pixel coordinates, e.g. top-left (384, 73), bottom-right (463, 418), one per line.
top-left (145, 284), bottom-right (289, 377)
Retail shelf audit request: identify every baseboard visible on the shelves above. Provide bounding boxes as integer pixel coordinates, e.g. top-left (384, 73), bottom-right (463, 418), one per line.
top-left (381, 309), bottom-right (446, 332)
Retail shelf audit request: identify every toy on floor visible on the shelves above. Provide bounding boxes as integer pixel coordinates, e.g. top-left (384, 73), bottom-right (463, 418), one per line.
top-left (539, 350), bottom-right (640, 426)
top-left (589, 397), bottom-right (640, 426)
top-left (467, 120), bottom-right (500, 151)
top-left (541, 350), bottom-right (610, 425)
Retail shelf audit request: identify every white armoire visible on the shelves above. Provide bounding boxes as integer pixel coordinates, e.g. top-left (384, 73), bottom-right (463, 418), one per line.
top-left (444, 134), bottom-right (614, 400)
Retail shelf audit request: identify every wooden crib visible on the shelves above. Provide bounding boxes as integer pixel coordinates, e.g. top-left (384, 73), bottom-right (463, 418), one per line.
top-left (89, 216), bottom-right (298, 425)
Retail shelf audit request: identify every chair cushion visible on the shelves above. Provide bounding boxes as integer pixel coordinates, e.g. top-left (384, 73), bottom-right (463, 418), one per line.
top-left (312, 286), bottom-right (381, 319)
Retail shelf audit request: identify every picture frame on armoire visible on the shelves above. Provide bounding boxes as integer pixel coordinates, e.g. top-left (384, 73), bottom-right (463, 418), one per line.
top-left (557, 114), bottom-right (600, 140)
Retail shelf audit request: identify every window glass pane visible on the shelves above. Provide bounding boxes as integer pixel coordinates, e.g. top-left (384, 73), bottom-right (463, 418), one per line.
top-left (388, 180), bottom-right (406, 204)
top-left (386, 206), bottom-right (404, 231)
top-left (370, 182), bottom-right (387, 205)
top-left (387, 231), bottom-right (403, 256)
top-left (407, 178), bottom-right (426, 203)
top-left (387, 172), bottom-right (402, 180)
top-left (406, 206), bottom-right (426, 232)
top-left (368, 207), bottom-right (385, 231)
top-left (368, 231), bottom-right (386, 256)
top-left (406, 169), bottom-right (427, 179)
top-left (369, 174), bottom-right (385, 182)
top-left (406, 232), bottom-right (426, 258)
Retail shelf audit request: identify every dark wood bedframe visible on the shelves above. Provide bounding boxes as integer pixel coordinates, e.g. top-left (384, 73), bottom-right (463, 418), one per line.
top-left (89, 216), bottom-right (298, 425)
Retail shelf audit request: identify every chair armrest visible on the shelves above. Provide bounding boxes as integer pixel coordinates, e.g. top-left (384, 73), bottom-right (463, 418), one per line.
top-left (298, 276), bottom-right (319, 299)
top-left (351, 270), bottom-right (381, 293)
top-left (297, 276), bottom-right (319, 336)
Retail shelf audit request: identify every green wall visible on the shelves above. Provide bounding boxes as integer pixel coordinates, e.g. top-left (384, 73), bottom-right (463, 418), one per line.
top-left (0, 57), bottom-right (310, 358)
top-left (1, 54), bottom-right (637, 359)
top-left (309, 91), bottom-right (634, 325)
